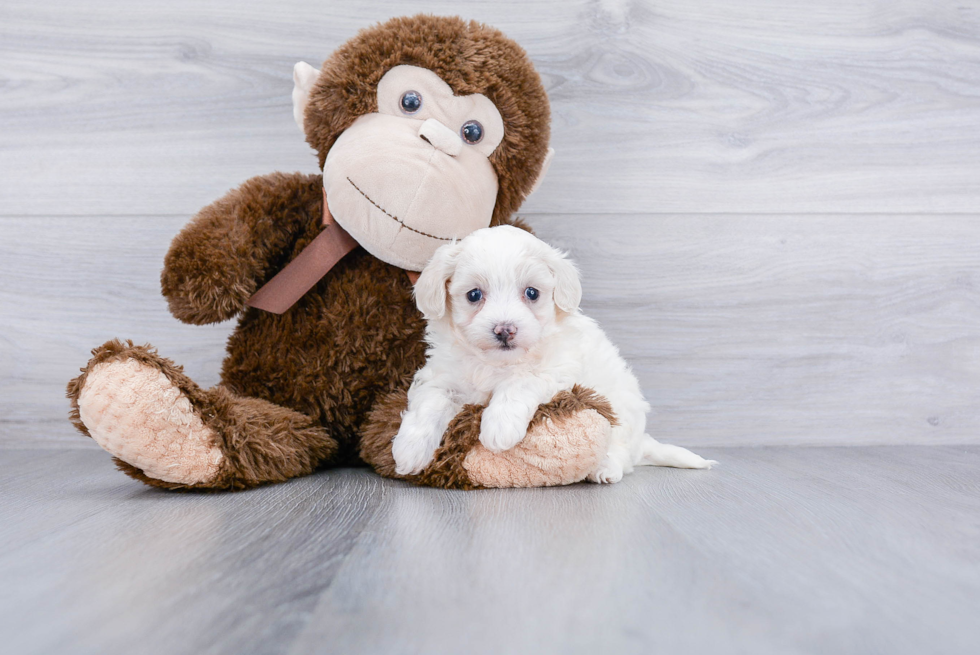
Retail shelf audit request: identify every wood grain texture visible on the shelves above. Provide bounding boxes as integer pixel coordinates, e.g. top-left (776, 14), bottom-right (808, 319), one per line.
top-left (534, 213), bottom-right (980, 446)
top-left (3, 213), bottom-right (978, 447)
top-left (1, 446), bottom-right (978, 654)
top-left (2, 0), bottom-right (979, 215)
top-left (0, 450), bottom-right (387, 655)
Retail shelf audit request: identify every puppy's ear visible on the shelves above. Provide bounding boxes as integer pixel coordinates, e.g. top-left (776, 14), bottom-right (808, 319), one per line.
top-left (543, 244), bottom-right (582, 313)
top-left (415, 242), bottom-right (462, 319)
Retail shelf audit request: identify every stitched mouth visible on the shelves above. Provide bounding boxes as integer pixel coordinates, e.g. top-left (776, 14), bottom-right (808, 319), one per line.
top-left (346, 177), bottom-right (453, 242)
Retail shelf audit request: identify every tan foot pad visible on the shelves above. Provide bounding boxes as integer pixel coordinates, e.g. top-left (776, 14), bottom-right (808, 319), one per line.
top-left (77, 358), bottom-right (223, 484)
top-left (463, 408), bottom-right (611, 488)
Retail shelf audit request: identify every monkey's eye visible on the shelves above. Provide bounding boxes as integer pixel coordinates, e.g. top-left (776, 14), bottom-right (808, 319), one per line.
top-left (399, 91), bottom-right (422, 114)
top-left (466, 289), bottom-right (483, 303)
top-left (524, 287), bottom-right (539, 301)
top-left (461, 120), bottom-right (484, 144)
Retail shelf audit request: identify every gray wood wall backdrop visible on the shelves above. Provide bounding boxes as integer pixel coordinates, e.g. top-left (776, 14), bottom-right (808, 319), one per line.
top-left (2, 0), bottom-right (979, 448)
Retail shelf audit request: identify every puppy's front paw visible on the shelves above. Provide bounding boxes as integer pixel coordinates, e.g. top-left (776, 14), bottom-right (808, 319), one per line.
top-left (589, 457), bottom-right (624, 484)
top-left (479, 403), bottom-right (530, 452)
top-left (391, 420), bottom-right (437, 476)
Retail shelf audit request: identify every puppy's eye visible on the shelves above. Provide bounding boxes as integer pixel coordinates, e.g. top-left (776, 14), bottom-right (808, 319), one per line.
top-left (524, 287), bottom-right (539, 301)
top-left (466, 289), bottom-right (483, 303)
top-left (400, 91), bottom-right (422, 114)
top-left (461, 120), bottom-right (483, 144)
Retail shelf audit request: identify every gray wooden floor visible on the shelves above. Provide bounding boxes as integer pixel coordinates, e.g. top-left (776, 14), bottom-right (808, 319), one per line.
top-left (2, 446), bottom-right (978, 654)
top-left (3, 1), bottom-right (980, 652)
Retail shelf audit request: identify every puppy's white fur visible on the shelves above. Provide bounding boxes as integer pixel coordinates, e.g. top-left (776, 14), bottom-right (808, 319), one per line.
top-left (391, 226), bottom-right (716, 482)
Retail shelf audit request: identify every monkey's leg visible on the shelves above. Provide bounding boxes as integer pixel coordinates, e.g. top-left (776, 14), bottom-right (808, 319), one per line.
top-left (67, 340), bottom-right (338, 490)
top-left (361, 386), bottom-right (616, 489)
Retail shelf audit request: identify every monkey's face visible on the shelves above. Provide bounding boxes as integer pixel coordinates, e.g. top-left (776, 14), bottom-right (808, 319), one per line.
top-left (321, 66), bottom-right (504, 272)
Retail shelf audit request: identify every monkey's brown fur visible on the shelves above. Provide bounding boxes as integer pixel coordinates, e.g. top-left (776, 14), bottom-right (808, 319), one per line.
top-left (66, 15), bottom-right (607, 490)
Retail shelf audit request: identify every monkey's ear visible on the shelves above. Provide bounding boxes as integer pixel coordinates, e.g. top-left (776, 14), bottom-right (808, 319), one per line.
top-left (526, 147), bottom-right (555, 198)
top-left (292, 62), bottom-right (320, 133)
top-left (414, 242), bottom-right (462, 320)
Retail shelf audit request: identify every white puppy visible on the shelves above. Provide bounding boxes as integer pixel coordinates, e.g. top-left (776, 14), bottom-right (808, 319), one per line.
top-left (391, 226), bottom-right (716, 483)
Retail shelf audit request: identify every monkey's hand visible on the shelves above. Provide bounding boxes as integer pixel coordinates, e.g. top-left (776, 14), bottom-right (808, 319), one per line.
top-left (161, 172), bottom-right (323, 324)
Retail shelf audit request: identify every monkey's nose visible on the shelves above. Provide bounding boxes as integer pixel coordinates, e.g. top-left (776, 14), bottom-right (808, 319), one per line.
top-left (418, 118), bottom-right (462, 157)
top-left (493, 323), bottom-right (518, 344)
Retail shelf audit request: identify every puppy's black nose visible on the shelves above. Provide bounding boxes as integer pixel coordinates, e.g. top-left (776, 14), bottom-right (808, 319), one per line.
top-left (493, 323), bottom-right (517, 344)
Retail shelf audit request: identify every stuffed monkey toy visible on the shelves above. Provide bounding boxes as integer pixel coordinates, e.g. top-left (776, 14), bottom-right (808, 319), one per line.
top-left (67, 15), bottom-right (615, 490)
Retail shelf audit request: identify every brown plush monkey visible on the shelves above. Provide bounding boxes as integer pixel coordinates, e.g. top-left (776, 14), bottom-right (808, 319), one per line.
top-left (66, 15), bottom-right (613, 490)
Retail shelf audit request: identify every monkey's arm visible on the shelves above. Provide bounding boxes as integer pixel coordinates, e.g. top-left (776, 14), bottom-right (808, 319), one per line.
top-left (162, 172), bottom-right (323, 324)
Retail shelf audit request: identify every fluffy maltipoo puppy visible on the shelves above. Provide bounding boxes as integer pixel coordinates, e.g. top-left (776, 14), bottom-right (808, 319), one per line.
top-left (391, 226), bottom-right (716, 482)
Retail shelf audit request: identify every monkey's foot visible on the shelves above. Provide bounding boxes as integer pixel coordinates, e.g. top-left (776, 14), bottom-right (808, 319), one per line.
top-left (69, 340), bottom-right (340, 491)
top-left (462, 401), bottom-right (613, 488)
top-left (72, 345), bottom-right (223, 485)
top-left (362, 385), bottom-right (617, 489)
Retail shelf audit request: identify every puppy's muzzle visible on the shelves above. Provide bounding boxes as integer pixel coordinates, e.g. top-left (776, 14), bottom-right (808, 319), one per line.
top-left (493, 323), bottom-right (518, 347)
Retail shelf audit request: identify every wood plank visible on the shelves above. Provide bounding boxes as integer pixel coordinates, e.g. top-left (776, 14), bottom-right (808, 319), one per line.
top-left (2, 0), bottom-right (980, 216)
top-left (2, 446), bottom-right (977, 654)
top-left (291, 446), bottom-right (980, 655)
top-left (0, 450), bottom-right (387, 655)
top-left (4, 213), bottom-right (979, 447)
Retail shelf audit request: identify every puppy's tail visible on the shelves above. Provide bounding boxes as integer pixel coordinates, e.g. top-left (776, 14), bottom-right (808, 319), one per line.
top-left (639, 435), bottom-right (718, 469)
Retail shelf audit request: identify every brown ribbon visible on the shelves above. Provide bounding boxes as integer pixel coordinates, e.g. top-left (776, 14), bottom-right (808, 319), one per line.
top-left (247, 189), bottom-right (358, 313)
top-left (246, 189), bottom-right (419, 314)
top-left (247, 189), bottom-right (419, 314)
